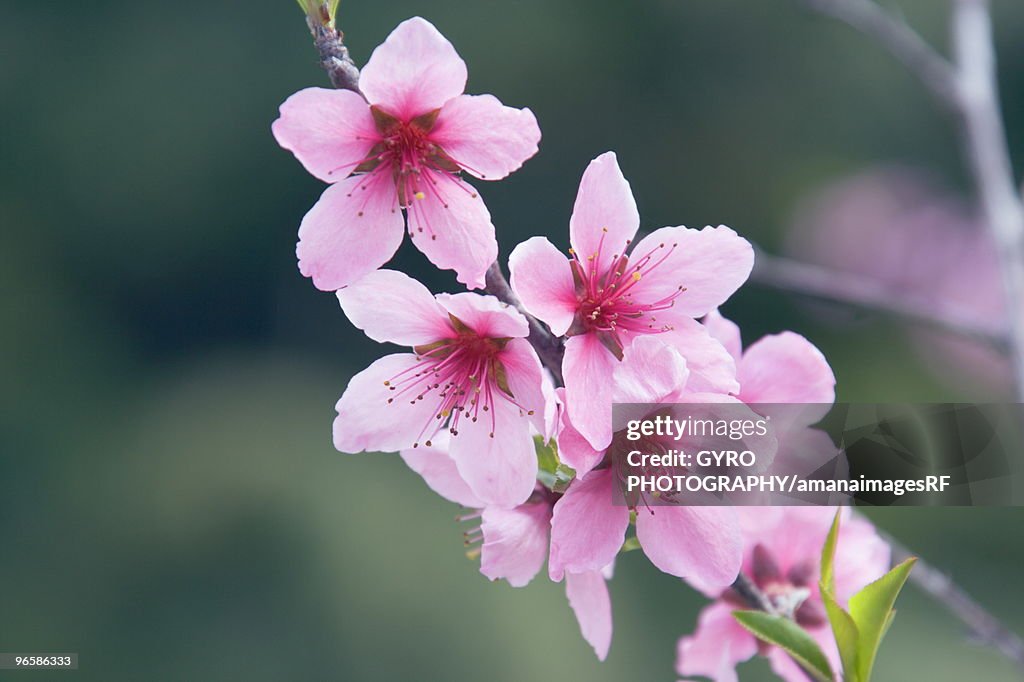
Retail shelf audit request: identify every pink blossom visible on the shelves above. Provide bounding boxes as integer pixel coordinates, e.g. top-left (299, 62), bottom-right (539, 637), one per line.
top-left (508, 152), bottom-right (754, 449)
top-left (676, 507), bottom-right (891, 682)
top-left (273, 17), bottom-right (541, 291)
top-left (704, 310), bottom-right (846, 504)
top-left (333, 269), bottom-right (553, 508)
top-left (399, 435), bottom-right (615, 660)
top-left (549, 337), bottom-right (746, 587)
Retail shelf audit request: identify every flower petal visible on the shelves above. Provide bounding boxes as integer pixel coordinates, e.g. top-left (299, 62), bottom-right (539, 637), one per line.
top-left (661, 317), bottom-right (740, 395)
top-left (432, 94), bottom-right (541, 180)
top-left (359, 17), bottom-right (467, 118)
top-left (630, 225), bottom-right (754, 318)
top-left (563, 333), bottom-right (620, 450)
top-left (435, 292), bottom-right (529, 339)
top-left (333, 353), bottom-right (438, 453)
top-left (448, 399), bottom-right (536, 508)
top-left (635, 505), bottom-right (742, 584)
top-left (297, 174), bottom-right (404, 291)
top-left (738, 332), bottom-right (836, 407)
top-left (569, 152), bottom-right (640, 276)
top-left (406, 173), bottom-right (496, 289)
top-left (499, 338), bottom-right (554, 437)
top-left (399, 433), bottom-right (482, 508)
top-left (565, 570), bottom-right (613, 661)
top-left (676, 602), bottom-right (758, 682)
top-left (509, 236), bottom-right (578, 336)
top-left (703, 309), bottom-right (743, 363)
top-left (336, 269), bottom-right (452, 346)
top-left (549, 468), bottom-right (629, 580)
top-left (612, 336), bottom-right (690, 404)
top-left (271, 87), bottom-right (377, 183)
top-left (480, 502), bottom-right (551, 587)
top-left (556, 409), bottom-right (607, 479)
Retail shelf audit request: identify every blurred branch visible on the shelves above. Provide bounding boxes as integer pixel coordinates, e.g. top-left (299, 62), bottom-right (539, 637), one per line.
top-left (950, 0), bottom-right (1024, 401)
top-left (796, 0), bottom-right (959, 110)
top-left (750, 247), bottom-right (1008, 350)
top-left (878, 527), bottom-right (1024, 671)
top-left (485, 263), bottom-right (565, 384)
top-left (796, 0), bottom-right (1024, 401)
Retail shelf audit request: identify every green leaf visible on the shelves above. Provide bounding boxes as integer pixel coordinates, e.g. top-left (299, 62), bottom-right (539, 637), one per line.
top-left (820, 510), bottom-right (842, 594)
top-left (733, 611), bottom-right (835, 682)
top-left (295, 0), bottom-right (341, 26)
top-left (848, 557), bottom-right (917, 681)
top-left (821, 588), bottom-right (860, 682)
top-left (534, 437), bottom-right (575, 492)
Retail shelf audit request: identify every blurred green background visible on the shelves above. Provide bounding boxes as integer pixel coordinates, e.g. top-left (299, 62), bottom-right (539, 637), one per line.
top-left (3, 0), bottom-right (1024, 679)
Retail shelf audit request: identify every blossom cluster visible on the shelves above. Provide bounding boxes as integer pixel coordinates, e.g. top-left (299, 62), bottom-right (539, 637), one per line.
top-left (273, 16), bottom-right (891, 678)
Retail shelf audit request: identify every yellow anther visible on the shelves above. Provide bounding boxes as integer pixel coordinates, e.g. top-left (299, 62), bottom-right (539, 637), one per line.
top-left (632, 272), bottom-right (642, 281)
top-left (414, 191), bottom-right (426, 200)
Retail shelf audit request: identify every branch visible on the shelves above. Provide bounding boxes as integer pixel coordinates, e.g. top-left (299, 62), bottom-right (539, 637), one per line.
top-left (750, 247), bottom-right (1008, 350)
top-left (796, 0), bottom-right (959, 110)
top-left (879, 528), bottom-right (1024, 670)
top-left (306, 8), bottom-right (361, 93)
top-left (485, 262), bottom-right (565, 384)
top-left (950, 0), bottom-right (1024, 401)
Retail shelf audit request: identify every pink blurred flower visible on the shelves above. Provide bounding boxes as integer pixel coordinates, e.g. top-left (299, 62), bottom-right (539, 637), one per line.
top-left (786, 166), bottom-right (1007, 394)
top-left (549, 337), bottom-right (745, 587)
top-left (399, 434), bottom-right (615, 660)
top-left (333, 269), bottom-right (554, 508)
top-left (509, 152), bottom-right (753, 449)
top-left (273, 17), bottom-right (541, 290)
top-left (676, 507), bottom-right (890, 682)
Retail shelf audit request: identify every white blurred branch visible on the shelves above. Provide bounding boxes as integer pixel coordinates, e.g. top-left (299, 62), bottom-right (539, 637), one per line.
top-left (796, 0), bottom-right (1024, 401)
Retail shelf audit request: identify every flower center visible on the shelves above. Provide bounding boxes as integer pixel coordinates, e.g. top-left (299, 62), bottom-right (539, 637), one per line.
top-left (567, 228), bottom-right (685, 358)
top-left (382, 316), bottom-right (532, 448)
top-left (329, 105), bottom-right (481, 242)
top-left (730, 544), bottom-right (826, 628)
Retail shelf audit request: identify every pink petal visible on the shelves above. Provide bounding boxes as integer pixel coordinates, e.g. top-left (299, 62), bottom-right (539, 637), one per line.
top-left (296, 175), bottom-right (404, 291)
top-left (556, 410), bottom-right (606, 479)
top-left (549, 468), bottom-right (629, 580)
top-left (336, 269), bottom-right (453, 346)
top-left (432, 94), bottom-right (541, 181)
top-left (612, 336), bottom-right (690, 404)
top-left (738, 332), bottom-right (836, 407)
top-left (569, 152), bottom-right (641, 276)
top-left (399, 434), bottom-right (483, 508)
top-left (833, 512), bottom-right (891, 601)
top-left (630, 225), bottom-right (753, 318)
top-left (447, 399), bottom-right (537, 508)
top-left (271, 87), bottom-right (377, 183)
top-left (635, 505), bottom-right (742, 584)
top-left (676, 602), bottom-right (758, 682)
top-left (562, 333), bottom-right (621, 450)
top-left (508, 236), bottom-right (578, 336)
top-left (333, 353), bottom-right (439, 453)
top-left (565, 570), bottom-right (613, 661)
top-left (406, 172), bottom-right (496, 289)
top-left (435, 292), bottom-right (529, 339)
top-left (661, 317), bottom-right (740, 395)
top-left (480, 502), bottom-right (552, 587)
top-left (703, 309), bottom-right (743, 363)
top-left (498, 338), bottom-right (554, 437)
top-left (359, 17), bottom-right (467, 118)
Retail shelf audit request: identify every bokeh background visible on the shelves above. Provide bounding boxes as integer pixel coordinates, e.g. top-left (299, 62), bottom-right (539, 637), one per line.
top-left (3, 0), bottom-right (1024, 679)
